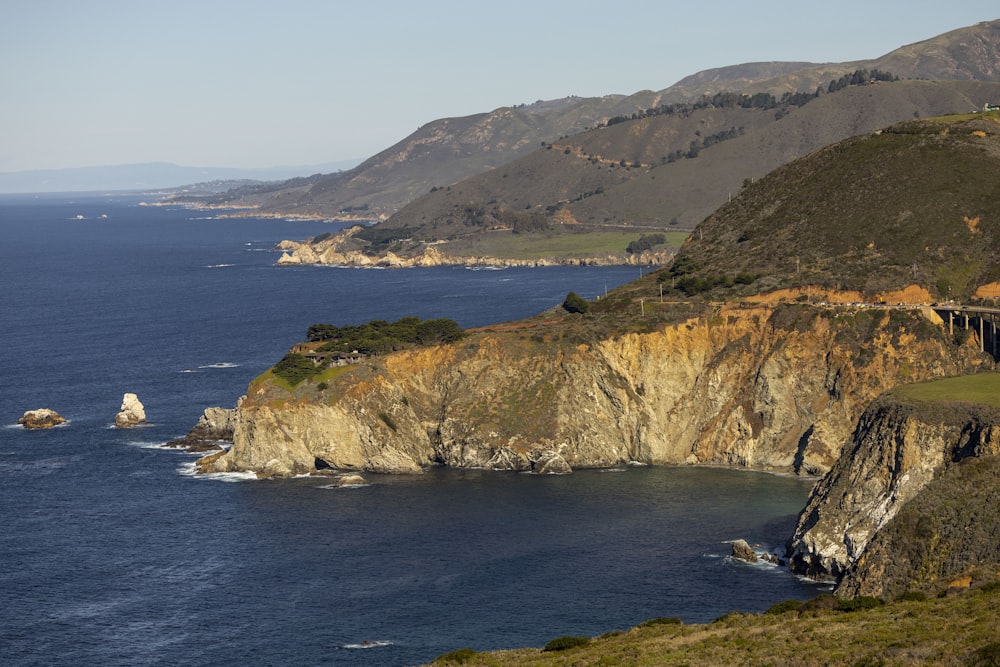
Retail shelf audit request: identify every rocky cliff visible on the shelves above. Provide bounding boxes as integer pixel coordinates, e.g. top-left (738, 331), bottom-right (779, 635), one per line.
top-left (787, 392), bottom-right (1000, 586)
top-left (198, 299), bottom-right (990, 480)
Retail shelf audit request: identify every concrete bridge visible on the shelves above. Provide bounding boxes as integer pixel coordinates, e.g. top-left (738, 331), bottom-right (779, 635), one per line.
top-left (932, 304), bottom-right (1000, 360)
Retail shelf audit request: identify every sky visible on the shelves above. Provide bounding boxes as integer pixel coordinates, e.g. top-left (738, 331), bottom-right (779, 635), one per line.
top-left (1, 1), bottom-right (997, 172)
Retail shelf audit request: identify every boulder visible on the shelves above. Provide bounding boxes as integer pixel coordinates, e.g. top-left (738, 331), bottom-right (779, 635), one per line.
top-left (114, 393), bottom-right (146, 428)
top-left (334, 473), bottom-right (369, 487)
top-left (731, 539), bottom-right (759, 563)
top-left (18, 408), bottom-right (66, 429)
top-left (532, 451), bottom-right (572, 475)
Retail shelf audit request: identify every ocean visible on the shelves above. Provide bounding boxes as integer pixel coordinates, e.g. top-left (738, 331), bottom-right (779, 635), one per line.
top-left (0, 193), bottom-right (825, 666)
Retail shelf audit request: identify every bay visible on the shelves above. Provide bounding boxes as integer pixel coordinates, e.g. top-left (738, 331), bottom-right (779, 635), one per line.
top-left (0, 194), bottom-right (825, 666)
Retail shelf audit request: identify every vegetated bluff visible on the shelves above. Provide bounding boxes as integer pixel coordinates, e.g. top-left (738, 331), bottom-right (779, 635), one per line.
top-left (196, 114), bottom-right (1000, 481)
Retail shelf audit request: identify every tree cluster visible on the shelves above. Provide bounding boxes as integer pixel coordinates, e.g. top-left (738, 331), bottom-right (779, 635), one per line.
top-left (826, 68), bottom-right (898, 93)
top-left (307, 316), bottom-right (465, 356)
top-left (626, 233), bottom-right (667, 254)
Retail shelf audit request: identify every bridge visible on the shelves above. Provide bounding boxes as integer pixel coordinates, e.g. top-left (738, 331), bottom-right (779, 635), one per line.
top-left (931, 304), bottom-right (1000, 360)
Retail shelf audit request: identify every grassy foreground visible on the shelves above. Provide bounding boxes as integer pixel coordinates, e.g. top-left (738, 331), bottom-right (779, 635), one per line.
top-left (891, 373), bottom-right (1000, 408)
top-left (428, 587), bottom-right (1000, 666)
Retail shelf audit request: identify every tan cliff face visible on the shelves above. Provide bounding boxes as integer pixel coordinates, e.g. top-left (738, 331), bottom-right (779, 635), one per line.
top-left (787, 398), bottom-right (1000, 587)
top-left (198, 301), bottom-right (989, 480)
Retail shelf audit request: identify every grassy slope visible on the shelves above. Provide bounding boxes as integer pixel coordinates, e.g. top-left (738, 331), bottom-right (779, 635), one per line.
top-left (892, 372), bottom-right (1000, 408)
top-left (428, 586), bottom-right (1000, 666)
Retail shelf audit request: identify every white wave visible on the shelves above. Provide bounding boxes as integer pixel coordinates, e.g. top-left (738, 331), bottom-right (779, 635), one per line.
top-left (179, 369), bottom-right (201, 373)
top-left (340, 640), bottom-right (393, 650)
top-left (198, 362), bottom-right (239, 369)
top-left (126, 440), bottom-right (170, 450)
top-left (206, 263), bottom-right (235, 268)
top-left (317, 482), bottom-right (372, 490)
top-left (627, 460), bottom-right (648, 467)
top-left (175, 461), bottom-right (257, 482)
top-left (599, 467), bottom-right (627, 473)
top-left (5, 420), bottom-right (71, 430)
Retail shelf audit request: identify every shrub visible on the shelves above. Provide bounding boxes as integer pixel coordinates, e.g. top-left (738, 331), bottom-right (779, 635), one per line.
top-left (272, 353), bottom-right (319, 387)
top-left (639, 617), bottom-right (683, 627)
top-left (432, 647), bottom-right (477, 664)
top-left (766, 599), bottom-right (804, 614)
top-left (562, 291), bottom-right (590, 314)
top-left (837, 596), bottom-right (885, 612)
top-left (543, 636), bottom-right (591, 652)
top-left (897, 590), bottom-right (928, 602)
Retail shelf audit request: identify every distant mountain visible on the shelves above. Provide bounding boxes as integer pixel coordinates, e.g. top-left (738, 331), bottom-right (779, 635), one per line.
top-left (175, 19), bottom-right (1000, 229)
top-left (0, 160), bottom-right (361, 194)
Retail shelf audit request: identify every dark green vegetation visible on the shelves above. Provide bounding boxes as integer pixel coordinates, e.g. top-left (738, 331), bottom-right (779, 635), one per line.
top-left (561, 291), bottom-right (589, 314)
top-left (307, 316), bottom-right (465, 354)
top-left (666, 113), bottom-right (1000, 300)
top-left (428, 586), bottom-right (1000, 665)
top-left (272, 317), bottom-right (464, 386)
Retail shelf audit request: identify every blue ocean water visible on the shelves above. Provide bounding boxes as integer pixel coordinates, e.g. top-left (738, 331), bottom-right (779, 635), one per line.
top-left (0, 194), bottom-right (825, 666)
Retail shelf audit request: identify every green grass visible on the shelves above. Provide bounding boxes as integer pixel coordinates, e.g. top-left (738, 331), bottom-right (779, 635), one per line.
top-left (424, 586), bottom-right (1000, 666)
top-left (442, 230), bottom-right (687, 260)
top-left (892, 373), bottom-right (1000, 408)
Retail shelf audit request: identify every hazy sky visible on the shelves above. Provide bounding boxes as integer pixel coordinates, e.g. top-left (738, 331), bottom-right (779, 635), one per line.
top-left (2, 1), bottom-right (997, 172)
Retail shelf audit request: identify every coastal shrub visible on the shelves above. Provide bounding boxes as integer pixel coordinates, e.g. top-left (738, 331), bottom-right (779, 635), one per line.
top-left (638, 616), bottom-right (683, 627)
top-left (432, 647), bottom-right (477, 664)
top-left (562, 291), bottom-right (590, 314)
top-left (543, 635), bottom-right (591, 652)
top-left (272, 353), bottom-right (319, 387)
top-left (897, 590), bottom-right (928, 602)
top-left (766, 599), bottom-right (804, 614)
top-left (837, 596), bottom-right (885, 612)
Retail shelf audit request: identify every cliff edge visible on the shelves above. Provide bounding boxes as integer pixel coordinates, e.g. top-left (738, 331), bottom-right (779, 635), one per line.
top-left (787, 376), bottom-right (1000, 592)
top-left (198, 298), bottom-right (989, 479)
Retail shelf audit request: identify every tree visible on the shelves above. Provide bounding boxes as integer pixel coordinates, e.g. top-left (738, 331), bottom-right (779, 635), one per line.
top-left (562, 291), bottom-right (590, 314)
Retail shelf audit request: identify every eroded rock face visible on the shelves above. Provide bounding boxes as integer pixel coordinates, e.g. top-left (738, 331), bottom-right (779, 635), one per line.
top-left (199, 302), bottom-right (990, 478)
top-left (18, 408), bottom-right (65, 429)
top-left (115, 393), bottom-right (146, 428)
top-left (786, 398), bottom-right (1000, 583)
top-left (166, 405), bottom-right (238, 452)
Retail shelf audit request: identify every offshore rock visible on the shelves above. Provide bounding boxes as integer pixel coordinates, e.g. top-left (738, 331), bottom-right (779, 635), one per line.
top-left (731, 539), bottom-right (759, 563)
top-left (787, 396), bottom-right (1000, 584)
top-left (18, 408), bottom-right (65, 429)
top-left (166, 406), bottom-right (237, 452)
top-left (114, 393), bottom-right (146, 428)
top-left (199, 300), bottom-right (990, 479)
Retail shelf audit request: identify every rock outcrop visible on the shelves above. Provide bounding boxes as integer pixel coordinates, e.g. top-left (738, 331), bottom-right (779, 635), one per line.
top-left (18, 408), bottom-right (65, 429)
top-left (114, 393), bottom-right (146, 428)
top-left (198, 300), bottom-right (990, 479)
top-left (166, 406), bottom-right (237, 452)
top-left (787, 396), bottom-right (1000, 584)
top-left (731, 539), bottom-right (759, 563)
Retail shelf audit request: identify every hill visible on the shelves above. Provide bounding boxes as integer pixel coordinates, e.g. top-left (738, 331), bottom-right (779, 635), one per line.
top-left (167, 19), bottom-right (1000, 227)
top-left (665, 112), bottom-right (1000, 301)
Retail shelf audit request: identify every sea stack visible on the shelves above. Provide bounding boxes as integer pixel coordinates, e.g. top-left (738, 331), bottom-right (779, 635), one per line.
top-left (18, 408), bottom-right (66, 429)
top-left (115, 393), bottom-right (146, 428)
